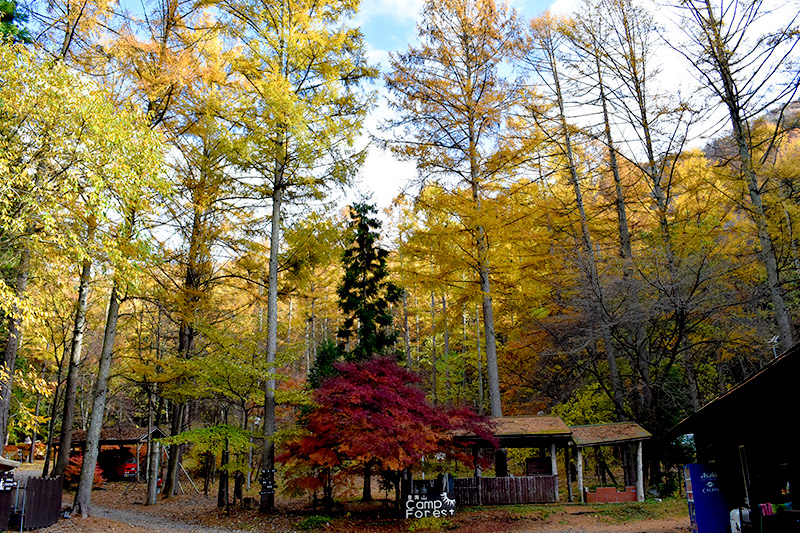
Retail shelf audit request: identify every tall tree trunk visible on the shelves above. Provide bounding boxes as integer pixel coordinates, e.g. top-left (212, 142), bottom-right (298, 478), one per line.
top-left (593, 43), bottom-right (634, 418)
top-left (286, 298), bottom-right (293, 346)
top-left (28, 366), bottom-right (44, 463)
top-left (165, 209), bottom-right (203, 499)
top-left (694, 0), bottom-right (794, 351)
top-left (592, 43), bottom-right (632, 264)
top-left (468, 150), bottom-right (502, 416)
top-left (403, 291), bottom-right (412, 368)
top-left (218, 443), bottom-right (229, 508)
top-left (73, 284), bottom-right (121, 517)
top-left (361, 461), bottom-right (373, 502)
top-left (475, 304), bottom-right (483, 415)
top-left (430, 290), bottom-right (437, 403)
top-left (546, 33), bottom-right (625, 418)
top-left (304, 294), bottom-right (312, 375)
top-left (42, 352), bottom-right (66, 477)
top-left (415, 291), bottom-right (421, 368)
top-left (53, 257), bottom-right (92, 478)
top-left (163, 402), bottom-right (185, 498)
top-left (234, 406), bottom-right (247, 503)
top-left (442, 294), bottom-right (450, 401)
top-left (146, 390), bottom-right (163, 505)
top-left (0, 247), bottom-right (31, 445)
top-left (260, 167), bottom-right (283, 514)
top-left (476, 227), bottom-right (501, 418)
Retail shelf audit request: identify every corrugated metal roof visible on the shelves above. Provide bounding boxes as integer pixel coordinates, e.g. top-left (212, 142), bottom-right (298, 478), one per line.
top-left (570, 422), bottom-right (651, 447)
top-left (491, 416), bottom-right (572, 437)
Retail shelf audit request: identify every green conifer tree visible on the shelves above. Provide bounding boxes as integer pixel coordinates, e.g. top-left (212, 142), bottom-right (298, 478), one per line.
top-left (308, 339), bottom-right (342, 389)
top-left (337, 202), bottom-right (402, 362)
top-left (0, 1), bottom-right (31, 42)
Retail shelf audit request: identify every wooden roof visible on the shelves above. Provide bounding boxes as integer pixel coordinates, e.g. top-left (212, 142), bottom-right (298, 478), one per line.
top-left (454, 416), bottom-right (573, 448)
top-left (492, 416), bottom-right (572, 437)
top-left (59, 425), bottom-right (168, 448)
top-left (669, 343), bottom-right (800, 439)
top-left (570, 422), bottom-right (651, 447)
top-left (456, 416), bottom-right (651, 449)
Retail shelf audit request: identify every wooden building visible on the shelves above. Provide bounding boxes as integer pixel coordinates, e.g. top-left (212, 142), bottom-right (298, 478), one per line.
top-left (670, 345), bottom-right (800, 529)
top-left (54, 424), bottom-right (167, 481)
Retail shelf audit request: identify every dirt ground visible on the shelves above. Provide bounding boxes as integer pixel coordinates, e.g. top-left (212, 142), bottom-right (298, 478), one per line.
top-left (37, 480), bottom-right (692, 533)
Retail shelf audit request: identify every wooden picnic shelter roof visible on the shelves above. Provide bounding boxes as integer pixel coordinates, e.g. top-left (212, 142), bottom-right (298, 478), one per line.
top-left (456, 416), bottom-right (651, 449)
top-left (456, 415), bottom-right (573, 448)
top-left (569, 422), bottom-right (652, 448)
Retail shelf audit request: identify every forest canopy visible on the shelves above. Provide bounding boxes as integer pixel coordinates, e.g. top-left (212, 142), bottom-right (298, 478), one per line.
top-left (1, 0), bottom-right (799, 512)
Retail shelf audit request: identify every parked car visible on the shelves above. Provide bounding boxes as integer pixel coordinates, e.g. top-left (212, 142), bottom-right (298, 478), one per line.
top-left (97, 448), bottom-right (138, 480)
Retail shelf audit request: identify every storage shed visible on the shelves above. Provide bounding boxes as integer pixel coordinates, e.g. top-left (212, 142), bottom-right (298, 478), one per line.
top-left (670, 344), bottom-right (800, 530)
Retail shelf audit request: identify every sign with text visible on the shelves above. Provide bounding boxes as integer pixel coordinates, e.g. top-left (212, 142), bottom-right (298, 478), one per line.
top-left (405, 491), bottom-right (456, 519)
top-left (404, 475), bottom-right (456, 519)
top-left (684, 464), bottom-right (728, 533)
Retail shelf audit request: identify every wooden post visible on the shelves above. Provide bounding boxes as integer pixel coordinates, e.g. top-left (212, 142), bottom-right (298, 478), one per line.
top-left (577, 447), bottom-right (584, 503)
top-left (565, 446), bottom-right (573, 502)
top-left (636, 441), bottom-right (644, 502)
top-left (473, 447), bottom-right (482, 506)
top-left (550, 442), bottom-right (559, 502)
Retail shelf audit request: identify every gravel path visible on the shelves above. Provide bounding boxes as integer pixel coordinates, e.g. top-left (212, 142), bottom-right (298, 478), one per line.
top-left (89, 505), bottom-right (254, 532)
top-left (40, 505), bottom-right (263, 533)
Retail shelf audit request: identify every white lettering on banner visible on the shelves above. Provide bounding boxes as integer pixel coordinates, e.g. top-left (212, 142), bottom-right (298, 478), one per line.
top-left (405, 492), bottom-right (456, 519)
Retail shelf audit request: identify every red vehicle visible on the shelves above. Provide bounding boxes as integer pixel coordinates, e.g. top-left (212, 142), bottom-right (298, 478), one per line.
top-left (97, 448), bottom-right (138, 480)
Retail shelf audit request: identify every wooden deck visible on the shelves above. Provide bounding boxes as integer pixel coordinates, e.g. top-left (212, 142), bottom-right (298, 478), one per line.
top-left (454, 475), bottom-right (557, 506)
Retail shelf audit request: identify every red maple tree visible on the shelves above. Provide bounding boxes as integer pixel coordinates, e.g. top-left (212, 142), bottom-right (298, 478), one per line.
top-left (278, 357), bottom-right (494, 506)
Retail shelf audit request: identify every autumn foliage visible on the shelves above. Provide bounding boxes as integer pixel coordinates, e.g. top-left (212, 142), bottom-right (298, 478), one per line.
top-left (64, 455), bottom-right (106, 489)
top-left (279, 357), bottom-right (494, 499)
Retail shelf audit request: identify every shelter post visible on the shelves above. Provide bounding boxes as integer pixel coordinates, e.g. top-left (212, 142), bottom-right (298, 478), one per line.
top-left (636, 441), bottom-right (644, 502)
top-left (565, 446), bottom-right (573, 502)
top-left (577, 447), bottom-right (584, 503)
top-left (550, 442), bottom-right (558, 502)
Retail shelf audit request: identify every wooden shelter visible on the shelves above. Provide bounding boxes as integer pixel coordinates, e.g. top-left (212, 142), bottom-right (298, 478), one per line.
top-left (55, 424), bottom-right (167, 481)
top-left (65, 425), bottom-right (168, 448)
top-left (454, 416), bottom-right (572, 505)
top-left (570, 422), bottom-right (652, 502)
top-left (453, 415), bottom-right (650, 506)
top-left (669, 345), bottom-right (800, 530)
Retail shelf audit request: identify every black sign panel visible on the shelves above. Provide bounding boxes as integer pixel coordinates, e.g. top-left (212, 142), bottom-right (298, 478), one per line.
top-left (404, 474), bottom-right (456, 519)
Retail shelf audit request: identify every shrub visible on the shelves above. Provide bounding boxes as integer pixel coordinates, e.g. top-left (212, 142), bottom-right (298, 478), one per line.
top-left (407, 515), bottom-right (457, 531)
top-left (297, 515), bottom-right (331, 530)
top-left (63, 455), bottom-right (106, 488)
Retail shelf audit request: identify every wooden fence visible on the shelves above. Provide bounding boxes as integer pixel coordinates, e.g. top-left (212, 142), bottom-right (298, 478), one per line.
top-left (454, 475), bottom-right (557, 506)
top-left (0, 472), bottom-right (15, 531)
top-left (8, 475), bottom-right (63, 530)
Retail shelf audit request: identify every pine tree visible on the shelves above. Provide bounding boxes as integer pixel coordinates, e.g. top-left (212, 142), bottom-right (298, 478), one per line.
top-left (0, 0), bottom-right (31, 42)
top-left (308, 339), bottom-right (342, 389)
top-left (337, 202), bottom-right (402, 362)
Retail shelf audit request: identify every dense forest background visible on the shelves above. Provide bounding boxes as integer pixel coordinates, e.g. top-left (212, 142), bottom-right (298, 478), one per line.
top-left (2, 0), bottom-right (799, 511)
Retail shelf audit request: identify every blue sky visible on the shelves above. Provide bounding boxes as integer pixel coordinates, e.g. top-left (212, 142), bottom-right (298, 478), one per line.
top-left (352, 0), bottom-right (569, 210)
top-left (358, 0), bottom-right (560, 55)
